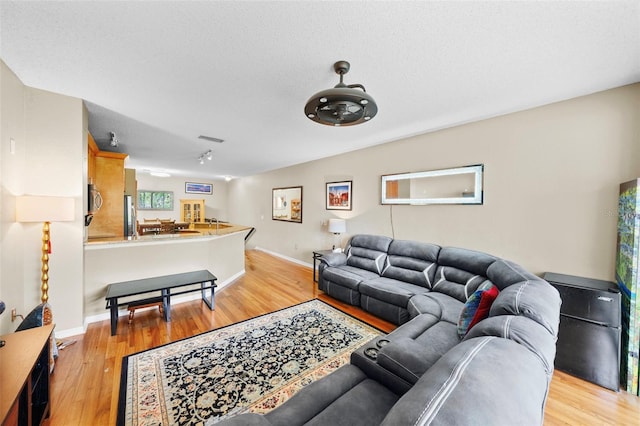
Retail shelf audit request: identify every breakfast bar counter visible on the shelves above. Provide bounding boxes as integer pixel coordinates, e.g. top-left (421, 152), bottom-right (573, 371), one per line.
top-left (86, 223), bottom-right (252, 246)
top-left (83, 225), bottom-right (251, 323)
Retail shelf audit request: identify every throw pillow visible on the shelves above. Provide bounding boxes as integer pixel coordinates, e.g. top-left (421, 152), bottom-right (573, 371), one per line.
top-left (457, 282), bottom-right (499, 338)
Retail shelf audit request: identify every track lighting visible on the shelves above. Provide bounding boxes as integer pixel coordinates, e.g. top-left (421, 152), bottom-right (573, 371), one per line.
top-left (109, 132), bottom-right (119, 147)
top-left (198, 150), bottom-right (213, 165)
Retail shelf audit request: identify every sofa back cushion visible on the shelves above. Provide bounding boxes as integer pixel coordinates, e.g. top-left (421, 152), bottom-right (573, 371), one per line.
top-left (381, 240), bottom-right (440, 288)
top-left (463, 315), bottom-right (557, 375)
top-left (345, 234), bottom-right (393, 275)
top-left (486, 258), bottom-right (540, 290)
top-left (489, 278), bottom-right (561, 337)
top-left (432, 247), bottom-right (497, 303)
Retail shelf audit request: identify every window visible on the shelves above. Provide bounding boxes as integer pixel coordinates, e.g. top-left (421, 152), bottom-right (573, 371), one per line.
top-left (138, 190), bottom-right (174, 210)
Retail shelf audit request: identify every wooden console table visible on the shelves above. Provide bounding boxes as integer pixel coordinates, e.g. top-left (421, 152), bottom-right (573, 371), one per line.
top-left (0, 324), bottom-right (54, 426)
top-left (105, 270), bottom-right (217, 335)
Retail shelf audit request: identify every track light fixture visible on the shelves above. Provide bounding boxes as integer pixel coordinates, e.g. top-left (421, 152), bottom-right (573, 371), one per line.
top-left (198, 150), bottom-right (213, 165)
top-left (304, 60), bottom-right (378, 127)
top-left (109, 132), bottom-right (119, 147)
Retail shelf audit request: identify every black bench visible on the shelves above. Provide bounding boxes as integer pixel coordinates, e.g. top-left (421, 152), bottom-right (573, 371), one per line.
top-left (105, 270), bottom-right (217, 335)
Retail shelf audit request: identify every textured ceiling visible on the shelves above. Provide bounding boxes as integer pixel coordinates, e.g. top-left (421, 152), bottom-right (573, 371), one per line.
top-left (1, 1), bottom-right (639, 181)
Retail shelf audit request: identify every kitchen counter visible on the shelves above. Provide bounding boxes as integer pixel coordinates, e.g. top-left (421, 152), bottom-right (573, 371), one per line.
top-left (86, 223), bottom-right (253, 247)
top-left (83, 225), bottom-right (250, 319)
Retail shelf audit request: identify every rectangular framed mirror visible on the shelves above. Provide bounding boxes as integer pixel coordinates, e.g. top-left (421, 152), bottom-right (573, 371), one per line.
top-left (381, 164), bottom-right (483, 205)
top-left (272, 186), bottom-right (303, 223)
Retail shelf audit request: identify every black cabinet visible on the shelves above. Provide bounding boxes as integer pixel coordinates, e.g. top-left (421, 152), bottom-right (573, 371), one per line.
top-left (544, 272), bottom-right (621, 391)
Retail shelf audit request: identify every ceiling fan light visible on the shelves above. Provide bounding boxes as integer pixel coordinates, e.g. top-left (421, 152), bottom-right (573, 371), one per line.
top-left (304, 61), bottom-right (377, 127)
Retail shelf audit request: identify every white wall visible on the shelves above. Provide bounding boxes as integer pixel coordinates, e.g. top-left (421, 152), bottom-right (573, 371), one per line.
top-left (0, 61), bottom-right (27, 334)
top-left (229, 84), bottom-right (640, 281)
top-left (0, 60), bottom-right (85, 335)
top-left (135, 173), bottom-right (229, 222)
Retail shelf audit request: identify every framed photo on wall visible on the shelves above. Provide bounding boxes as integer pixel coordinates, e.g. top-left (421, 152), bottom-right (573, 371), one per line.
top-left (185, 182), bottom-right (213, 195)
top-left (326, 181), bottom-right (352, 210)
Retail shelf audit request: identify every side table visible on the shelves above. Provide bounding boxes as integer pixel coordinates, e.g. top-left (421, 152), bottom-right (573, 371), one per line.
top-left (312, 250), bottom-right (334, 283)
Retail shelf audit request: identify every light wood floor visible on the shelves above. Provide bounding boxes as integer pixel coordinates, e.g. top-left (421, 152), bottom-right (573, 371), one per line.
top-left (46, 249), bottom-right (640, 425)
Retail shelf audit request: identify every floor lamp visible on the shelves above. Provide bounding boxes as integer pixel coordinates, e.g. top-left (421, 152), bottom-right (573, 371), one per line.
top-left (16, 196), bottom-right (75, 307)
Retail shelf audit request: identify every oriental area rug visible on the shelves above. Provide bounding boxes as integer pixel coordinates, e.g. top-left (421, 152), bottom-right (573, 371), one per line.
top-left (118, 299), bottom-right (382, 426)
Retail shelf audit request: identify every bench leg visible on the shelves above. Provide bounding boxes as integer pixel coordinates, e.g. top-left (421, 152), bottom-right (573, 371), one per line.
top-left (162, 289), bottom-right (171, 322)
top-left (109, 298), bottom-right (118, 336)
top-left (201, 281), bottom-right (215, 310)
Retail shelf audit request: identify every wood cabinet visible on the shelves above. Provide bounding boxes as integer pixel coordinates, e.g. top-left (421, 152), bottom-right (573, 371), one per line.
top-left (0, 325), bottom-right (54, 426)
top-left (87, 133), bottom-right (98, 184)
top-left (180, 199), bottom-right (205, 224)
top-left (87, 132), bottom-right (129, 239)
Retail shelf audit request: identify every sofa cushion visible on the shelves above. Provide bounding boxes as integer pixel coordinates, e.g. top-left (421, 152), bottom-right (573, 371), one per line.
top-left (345, 234), bottom-right (392, 275)
top-left (463, 315), bottom-right (557, 375)
top-left (432, 247), bottom-right (497, 303)
top-left (376, 315), bottom-right (461, 384)
top-left (381, 240), bottom-right (440, 288)
top-left (490, 279), bottom-right (561, 337)
top-left (323, 266), bottom-right (380, 291)
top-left (407, 293), bottom-right (464, 324)
top-left (359, 277), bottom-right (428, 308)
top-left (486, 258), bottom-right (540, 290)
top-left (380, 337), bottom-right (551, 426)
top-left (457, 282), bottom-right (499, 338)
top-left (264, 364), bottom-right (399, 426)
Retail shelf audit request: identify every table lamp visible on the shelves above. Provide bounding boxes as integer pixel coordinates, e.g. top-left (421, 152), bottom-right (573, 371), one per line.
top-left (328, 218), bottom-right (347, 252)
top-left (16, 196), bottom-right (75, 305)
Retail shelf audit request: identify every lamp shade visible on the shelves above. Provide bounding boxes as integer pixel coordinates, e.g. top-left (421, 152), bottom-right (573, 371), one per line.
top-left (16, 196), bottom-right (75, 222)
top-left (328, 218), bottom-right (346, 234)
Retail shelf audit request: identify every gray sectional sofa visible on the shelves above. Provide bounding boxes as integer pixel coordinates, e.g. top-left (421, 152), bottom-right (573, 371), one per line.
top-left (217, 234), bottom-right (561, 425)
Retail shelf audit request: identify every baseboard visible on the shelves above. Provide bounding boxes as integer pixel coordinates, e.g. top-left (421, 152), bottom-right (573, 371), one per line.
top-left (55, 269), bottom-right (246, 338)
top-left (55, 326), bottom-right (86, 339)
top-left (254, 246), bottom-right (313, 268)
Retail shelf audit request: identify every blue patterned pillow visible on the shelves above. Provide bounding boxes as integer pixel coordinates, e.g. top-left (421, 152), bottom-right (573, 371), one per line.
top-left (457, 282), bottom-right (499, 338)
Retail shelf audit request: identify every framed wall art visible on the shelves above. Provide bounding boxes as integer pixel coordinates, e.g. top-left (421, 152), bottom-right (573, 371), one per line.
top-left (326, 181), bottom-right (352, 210)
top-left (185, 182), bottom-right (213, 195)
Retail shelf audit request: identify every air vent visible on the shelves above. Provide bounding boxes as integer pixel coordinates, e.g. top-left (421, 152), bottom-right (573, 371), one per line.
top-left (198, 135), bottom-right (224, 143)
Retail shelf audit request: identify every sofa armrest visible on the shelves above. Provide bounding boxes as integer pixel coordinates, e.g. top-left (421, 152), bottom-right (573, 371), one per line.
top-left (320, 252), bottom-right (347, 267)
top-left (381, 337), bottom-right (550, 426)
top-left (377, 338), bottom-right (433, 384)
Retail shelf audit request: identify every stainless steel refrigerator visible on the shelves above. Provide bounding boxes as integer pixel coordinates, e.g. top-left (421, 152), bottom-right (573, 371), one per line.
top-left (124, 195), bottom-right (136, 237)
